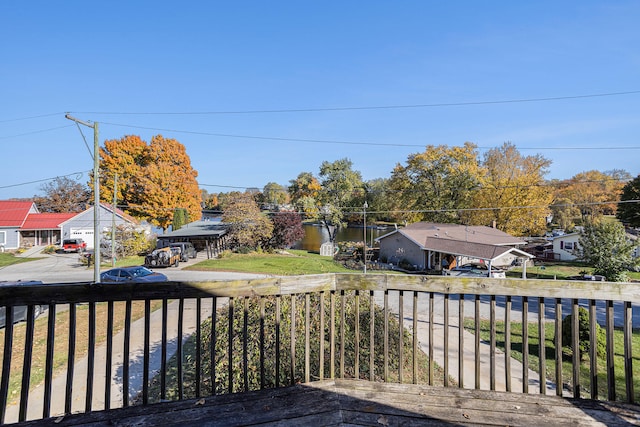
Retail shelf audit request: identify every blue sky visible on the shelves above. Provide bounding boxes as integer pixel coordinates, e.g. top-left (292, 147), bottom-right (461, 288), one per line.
top-left (1, 1), bottom-right (639, 199)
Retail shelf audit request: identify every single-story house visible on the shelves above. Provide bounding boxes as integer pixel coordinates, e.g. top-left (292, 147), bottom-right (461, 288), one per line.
top-left (376, 222), bottom-right (533, 273)
top-left (551, 228), bottom-right (640, 262)
top-left (59, 203), bottom-right (144, 249)
top-left (550, 231), bottom-right (581, 261)
top-left (0, 200), bottom-right (142, 250)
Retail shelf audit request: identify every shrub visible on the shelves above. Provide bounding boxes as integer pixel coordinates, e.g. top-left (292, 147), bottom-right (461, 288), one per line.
top-left (42, 245), bottom-right (58, 254)
top-left (561, 307), bottom-right (606, 360)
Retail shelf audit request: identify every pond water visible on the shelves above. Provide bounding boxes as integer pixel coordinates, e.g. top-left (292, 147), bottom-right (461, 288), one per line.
top-left (294, 224), bottom-right (394, 252)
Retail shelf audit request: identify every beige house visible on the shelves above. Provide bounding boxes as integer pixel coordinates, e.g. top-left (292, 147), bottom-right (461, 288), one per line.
top-left (376, 222), bottom-right (533, 273)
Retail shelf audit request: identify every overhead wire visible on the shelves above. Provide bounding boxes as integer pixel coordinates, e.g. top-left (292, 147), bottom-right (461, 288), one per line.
top-left (68, 90), bottom-right (640, 115)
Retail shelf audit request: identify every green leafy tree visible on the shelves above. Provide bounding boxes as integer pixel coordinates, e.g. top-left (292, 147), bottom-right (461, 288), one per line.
top-left (222, 192), bottom-right (273, 251)
top-left (172, 208), bottom-right (188, 231)
top-left (34, 176), bottom-right (91, 213)
top-left (575, 220), bottom-right (639, 281)
top-left (262, 182), bottom-right (289, 206)
top-left (617, 174), bottom-right (640, 227)
top-left (388, 143), bottom-right (481, 224)
top-left (467, 142), bottom-right (552, 236)
top-left (317, 158), bottom-right (364, 242)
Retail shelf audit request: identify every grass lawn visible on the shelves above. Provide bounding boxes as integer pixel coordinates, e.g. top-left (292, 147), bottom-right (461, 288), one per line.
top-left (0, 253), bottom-right (40, 268)
top-left (185, 249), bottom-right (354, 275)
top-left (508, 261), bottom-right (640, 281)
top-left (463, 318), bottom-right (640, 402)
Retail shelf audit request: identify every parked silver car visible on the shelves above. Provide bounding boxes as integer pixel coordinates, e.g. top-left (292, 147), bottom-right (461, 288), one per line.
top-left (0, 281), bottom-right (46, 328)
top-left (443, 263), bottom-right (506, 278)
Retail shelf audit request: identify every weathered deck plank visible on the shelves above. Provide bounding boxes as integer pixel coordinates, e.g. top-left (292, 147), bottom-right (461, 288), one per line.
top-left (8, 380), bottom-right (640, 426)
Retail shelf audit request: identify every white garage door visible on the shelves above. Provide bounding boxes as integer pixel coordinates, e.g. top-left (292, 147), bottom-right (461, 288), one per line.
top-left (70, 229), bottom-right (94, 248)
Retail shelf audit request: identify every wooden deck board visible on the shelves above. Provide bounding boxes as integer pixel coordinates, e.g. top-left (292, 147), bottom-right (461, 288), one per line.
top-left (9, 380), bottom-right (640, 426)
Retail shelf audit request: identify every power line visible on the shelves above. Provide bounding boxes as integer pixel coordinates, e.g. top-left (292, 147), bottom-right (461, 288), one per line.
top-left (0, 125), bottom-right (75, 140)
top-left (0, 171), bottom-right (91, 190)
top-left (101, 121), bottom-right (640, 151)
top-left (0, 112), bottom-right (65, 123)
top-left (69, 90), bottom-right (640, 115)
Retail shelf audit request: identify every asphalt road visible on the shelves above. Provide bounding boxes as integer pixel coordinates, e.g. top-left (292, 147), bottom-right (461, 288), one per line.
top-left (1, 251), bottom-right (638, 327)
top-left (0, 251), bottom-right (267, 283)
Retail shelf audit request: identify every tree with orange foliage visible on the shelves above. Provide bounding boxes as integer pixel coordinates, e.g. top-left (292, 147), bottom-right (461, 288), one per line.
top-left (553, 169), bottom-right (630, 223)
top-left (98, 135), bottom-right (201, 232)
top-left (467, 142), bottom-right (552, 236)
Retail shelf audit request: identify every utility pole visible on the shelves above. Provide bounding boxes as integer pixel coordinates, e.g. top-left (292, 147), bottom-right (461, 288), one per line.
top-left (65, 114), bottom-right (101, 283)
top-left (112, 173), bottom-right (117, 267)
top-left (363, 201), bottom-right (368, 274)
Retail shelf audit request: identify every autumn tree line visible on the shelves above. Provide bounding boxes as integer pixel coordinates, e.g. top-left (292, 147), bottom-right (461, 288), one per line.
top-left (34, 136), bottom-right (640, 241)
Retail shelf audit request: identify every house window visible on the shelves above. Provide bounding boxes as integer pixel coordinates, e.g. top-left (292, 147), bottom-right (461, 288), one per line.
top-left (0, 231), bottom-right (5, 245)
top-left (564, 242), bottom-right (574, 251)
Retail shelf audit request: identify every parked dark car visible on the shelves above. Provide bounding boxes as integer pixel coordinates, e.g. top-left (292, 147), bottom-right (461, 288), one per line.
top-left (168, 242), bottom-right (197, 262)
top-left (567, 274), bottom-right (606, 282)
top-left (62, 238), bottom-right (87, 253)
top-left (0, 281), bottom-right (46, 328)
top-left (100, 266), bottom-right (168, 283)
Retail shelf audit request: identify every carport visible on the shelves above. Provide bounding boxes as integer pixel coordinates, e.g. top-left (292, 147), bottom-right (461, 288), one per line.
top-left (157, 220), bottom-right (229, 259)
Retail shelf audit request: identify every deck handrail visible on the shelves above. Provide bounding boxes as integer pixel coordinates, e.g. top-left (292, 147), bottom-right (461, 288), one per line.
top-left (0, 273), bottom-right (638, 424)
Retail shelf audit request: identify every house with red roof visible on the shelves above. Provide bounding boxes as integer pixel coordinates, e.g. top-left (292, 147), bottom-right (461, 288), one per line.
top-left (0, 200), bottom-right (140, 251)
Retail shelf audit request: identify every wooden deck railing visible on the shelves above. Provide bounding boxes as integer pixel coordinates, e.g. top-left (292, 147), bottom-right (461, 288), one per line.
top-left (0, 274), bottom-right (638, 424)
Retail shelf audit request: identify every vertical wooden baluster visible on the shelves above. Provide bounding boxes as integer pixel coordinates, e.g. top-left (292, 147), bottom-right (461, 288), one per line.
top-left (429, 292), bottom-right (434, 386)
top-left (330, 292), bottom-right (335, 380)
top-left (143, 299), bottom-right (151, 404)
top-left (0, 306), bottom-right (14, 425)
top-left (354, 291), bottom-right (360, 379)
top-left (444, 293), bottom-right (449, 387)
top-left (290, 294), bottom-right (297, 385)
top-left (412, 291), bottom-right (417, 385)
top-left (522, 297), bottom-right (529, 394)
top-left (459, 294), bottom-right (464, 389)
top-left (243, 297), bottom-right (248, 393)
top-left (43, 303), bottom-right (56, 418)
top-left (196, 297), bottom-right (202, 398)
top-left (589, 300), bottom-right (598, 400)
top-left (320, 292), bottom-right (325, 381)
top-left (105, 301), bottom-right (114, 409)
top-left (160, 299), bottom-right (168, 401)
top-left (65, 303), bottom-right (76, 414)
top-left (85, 301), bottom-right (96, 412)
top-left (538, 297), bottom-right (546, 395)
top-left (369, 291), bottom-right (375, 382)
top-left (275, 296), bottom-right (281, 388)
top-left (571, 299), bottom-right (580, 398)
top-left (305, 293), bottom-right (310, 383)
top-left (260, 297), bottom-right (265, 389)
top-left (474, 295), bottom-right (480, 390)
top-left (19, 305), bottom-right (35, 421)
top-left (340, 291), bottom-right (345, 379)
top-left (624, 301), bottom-right (634, 404)
top-left (123, 300), bottom-right (131, 407)
top-left (490, 295), bottom-right (496, 391)
top-left (211, 297), bottom-right (217, 395)
top-left (228, 298), bottom-right (234, 394)
top-left (554, 298), bottom-right (562, 397)
top-left (384, 290), bottom-right (389, 383)
top-left (606, 300), bottom-right (615, 401)
top-left (399, 291), bottom-right (404, 383)
top-left (505, 296), bottom-right (511, 393)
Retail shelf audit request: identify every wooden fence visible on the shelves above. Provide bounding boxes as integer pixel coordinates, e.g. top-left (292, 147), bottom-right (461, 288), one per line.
top-left (0, 274), bottom-right (638, 424)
